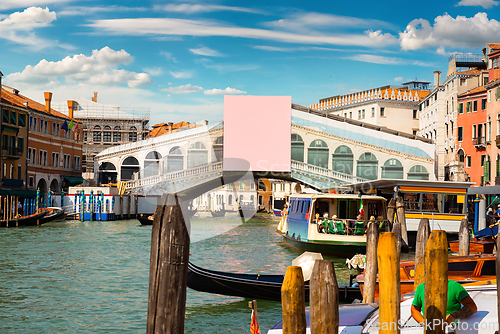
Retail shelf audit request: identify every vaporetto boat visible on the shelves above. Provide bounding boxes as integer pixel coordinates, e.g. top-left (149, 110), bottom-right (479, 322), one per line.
top-left (277, 193), bottom-right (388, 256)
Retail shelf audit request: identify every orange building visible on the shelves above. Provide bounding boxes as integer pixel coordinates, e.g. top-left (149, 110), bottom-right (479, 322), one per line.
top-left (257, 179), bottom-right (273, 212)
top-left (1, 86), bottom-right (83, 202)
top-left (457, 86), bottom-right (488, 185)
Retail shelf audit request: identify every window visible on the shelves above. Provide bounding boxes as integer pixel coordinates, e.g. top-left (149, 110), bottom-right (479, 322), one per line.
top-left (413, 110), bottom-right (417, 119)
top-left (44, 151), bottom-right (47, 166)
top-left (380, 107), bottom-right (385, 117)
top-left (28, 148), bottom-right (32, 162)
top-left (129, 126), bottom-right (137, 142)
top-left (481, 154), bottom-right (485, 167)
top-left (93, 125), bottom-right (101, 142)
top-left (473, 100), bottom-right (477, 112)
top-left (29, 176), bottom-right (34, 187)
top-left (349, 112), bottom-right (352, 119)
top-left (466, 101), bottom-right (471, 113)
top-left (10, 110), bottom-right (16, 125)
top-left (32, 149), bottom-right (36, 164)
top-left (52, 123), bottom-right (56, 135)
top-left (458, 127), bottom-right (463, 141)
top-left (467, 156), bottom-right (471, 168)
top-left (358, 110), bottom-right (361, 119)
top-left (18, 114), bottom-right (26, 127)
top-left (362, 109), bottom-right (365, 119)
top-left (482, 98), bottom-right (487, 110)
top-left (103, 125), bottom-right (111, 142)
top-left (52, 152), bottom-right (56, 166)
top-left (458, 103), bottom-right (463, 114)
top-left (473, 125), bottom-right (477, 139)
top-left (494, 57), bottom-right (500, 68)
top-left (113, 126), bottom-right (121, 142)
top-left (371, 107), bottom-right (375, 117)
top-left (17, 137), bottom-right (23, 153)
top-left (39, 150), bottom-right (43, 166)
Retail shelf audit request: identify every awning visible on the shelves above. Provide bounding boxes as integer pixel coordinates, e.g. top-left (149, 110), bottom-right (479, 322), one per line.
top-left (62, 176), bottom-right (85, 186)
top-left (0, 189), bottom-right (37, 197)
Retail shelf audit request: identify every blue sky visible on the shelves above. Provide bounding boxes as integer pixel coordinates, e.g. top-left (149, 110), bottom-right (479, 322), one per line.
top-left (0, 0), bottom-right (499, 126)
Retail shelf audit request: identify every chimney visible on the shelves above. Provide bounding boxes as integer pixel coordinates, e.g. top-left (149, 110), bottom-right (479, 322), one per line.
top-left (433, 71), bottom-right (441, 88)
top-left (204, 120), bottom-right (209, 126)
top-left (92, 92), bottom-right (98, 102)
top-left (168, 122), bottom-right (173, 133)
top-left (67, 100), bottom-right (75, 119)
top-left (44, 92), bottom-right (53, 114)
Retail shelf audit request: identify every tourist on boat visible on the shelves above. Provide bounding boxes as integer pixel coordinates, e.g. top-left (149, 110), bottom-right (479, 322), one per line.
top-left (314, 213), bottom-right (324, 233)
top-left (410, 279), bottom-right (477, 327)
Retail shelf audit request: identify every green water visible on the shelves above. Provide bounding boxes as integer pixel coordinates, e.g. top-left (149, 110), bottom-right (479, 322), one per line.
top-left (0, 214), bottom-right (358, 333)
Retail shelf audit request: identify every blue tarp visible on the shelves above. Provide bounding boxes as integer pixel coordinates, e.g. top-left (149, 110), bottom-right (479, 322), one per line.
top-left (475, 225), bottom-right (498, 237)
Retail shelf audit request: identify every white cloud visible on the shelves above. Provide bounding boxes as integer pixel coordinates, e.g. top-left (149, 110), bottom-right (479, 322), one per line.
top-left (154, 4), bottom-right (263, 14)
top-left (190, 47), bottom-right (223, 57)
top-left (344, 54), bottom-right (433, 66)
top-left (144, 67), bottom-right (163, 76)
top-left (6, 46), bottom-right (152, 88)
top-left (252, 45), bottom-right (346, 52)
top-left (400, 12), bottom-right (500, 51)
top-left (161, 84), bottom-right (204, 94)
top-left (437, 46), bottom-right (449, 56)
top-left (0, 1), bottom-right (68, 10)
top-left (204, 87), bottom-right (247, 95)
top-left (366, 30), bottom-right (398, 46)
top-left (58, 5), bottom-right (146, 16)
top-left (0, 7), bottom-right (70, 50)
top-left (456, 0), bottom-right (499, 8)
top-left (87, 17), bottom-right (398, 48)
top-left (394, 76), bottom-right (404, 82)
top-left (200, 61), bottom-right (259, 73)
top-left (170, 71), bottom-right (193, 79)
top-left (160, 50), bottom-right (177, 62)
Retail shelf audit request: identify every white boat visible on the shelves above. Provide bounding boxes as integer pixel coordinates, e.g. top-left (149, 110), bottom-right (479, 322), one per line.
top-left (278, 193), bottom-right (388, 256)
top-left (267, 285), bottom-right (499, 334)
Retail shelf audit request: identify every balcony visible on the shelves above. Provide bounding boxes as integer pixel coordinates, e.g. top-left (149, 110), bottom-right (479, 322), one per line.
top-left (1, 146), bottom-right (23, 159)
top-left (473, 137), bottom-right (487, 149)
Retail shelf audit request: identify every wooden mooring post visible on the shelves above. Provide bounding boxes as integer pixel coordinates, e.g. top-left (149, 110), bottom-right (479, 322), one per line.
top-left (310, 260), bottom-right (339, 334)
top-left (414, 218), bottom-right (430, 290)
top-left (281, 266), bottom-right (306, 334)
top-left (146, 193), bottom-right (190, 334)
top-left (425, 230), bottom-right (448, 334)
top-left (377, 232), bottom-right (400, 334)
top-left (387, 198), bottom-right (396, 229)
top-left (458, 219), bottom-right (470, 256)
top-left (363, 220), bottom-right (378, 303)
top-left (395, 197), bottom-right (408, 252)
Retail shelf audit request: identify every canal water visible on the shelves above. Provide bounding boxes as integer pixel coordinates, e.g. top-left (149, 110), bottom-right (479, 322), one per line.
top-left (1, 213), bottom-right (368, 333)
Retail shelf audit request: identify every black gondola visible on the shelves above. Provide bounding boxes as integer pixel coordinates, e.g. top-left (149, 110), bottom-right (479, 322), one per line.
top-left (210, 209), bottom-right (226, 218)
top-left (0, 211), bottom-right (48, 227)
top-left (138, 215), bottom-right (154, 225)
top-left (187, 262), bottom-right (362, 303)
top-left (39, 207), bottom-right (66, 224)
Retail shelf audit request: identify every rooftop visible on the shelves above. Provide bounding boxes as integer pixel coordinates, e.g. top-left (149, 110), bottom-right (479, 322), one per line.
top-left (147, 121), bottom-right (202, 138)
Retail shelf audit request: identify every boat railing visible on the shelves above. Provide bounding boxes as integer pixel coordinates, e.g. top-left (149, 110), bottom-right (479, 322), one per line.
top-left (317, 217), bottom-right (390, 235)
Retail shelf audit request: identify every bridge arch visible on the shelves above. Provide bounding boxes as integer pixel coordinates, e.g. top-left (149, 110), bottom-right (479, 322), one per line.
top-left (291, 133), bottom-right (304, 162)
top-left (332, 145), bottom-right (353, 175)
top-left (121, 156), bottom-right (140, 181)
top-left (407, 165), bottom-right (429, 180)
top-left (99, 161), bottom-right (117, 184)
top-left (144, 151), bottom-right (162, 177)
top-left (166, 146), bottom-right (184, 172)
top-left (188, 142), bottom-right (208, 168)
top-left (357, 152), bottom-right (378, 180)
top-left (307, 139), bottom-right (329, 168)
top-left (382, 158), bottom-right (403, 179)
top-left (37, 178), bottom-right (48, 204)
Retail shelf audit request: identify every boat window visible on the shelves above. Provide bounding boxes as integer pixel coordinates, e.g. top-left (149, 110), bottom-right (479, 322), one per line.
top-left (481, 260), bottom-right (496, 275)
top-left (401, 192), bottom-right (464, 214)
top-left (443, 195), bottom-right (464, 214)
top-left (300, 201), bottom-right (305, 213)
top-left (305, 202), bottom-right (310, 215)
top-left (448, 261), bottom-right (477, 274)
top-left (402, 193), bottom-right (421, 212)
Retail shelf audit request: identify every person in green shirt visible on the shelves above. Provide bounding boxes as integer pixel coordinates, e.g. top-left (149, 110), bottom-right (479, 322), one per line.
top-left (411, 279), bottom-right (477, 325)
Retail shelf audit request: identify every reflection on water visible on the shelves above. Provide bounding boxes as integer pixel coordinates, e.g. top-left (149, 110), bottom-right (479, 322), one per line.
top-left (0, 214), bottom-right (407, 333)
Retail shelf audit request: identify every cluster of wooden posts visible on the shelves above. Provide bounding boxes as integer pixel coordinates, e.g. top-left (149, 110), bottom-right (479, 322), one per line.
top-left (2, 195), bottom-right (22, 220)
top-left (143, 193), bottom-right (499, 334)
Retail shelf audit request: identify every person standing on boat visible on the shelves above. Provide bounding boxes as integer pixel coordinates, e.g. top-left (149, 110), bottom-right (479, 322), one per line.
top-left (410, 279), bottom-right (477, 327)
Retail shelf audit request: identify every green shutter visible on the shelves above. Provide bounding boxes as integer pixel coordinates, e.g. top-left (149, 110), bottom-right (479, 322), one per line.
top-left (484, 161), bottom-right (490, 179)
top-left (496, 87), bottom-right (499, 100)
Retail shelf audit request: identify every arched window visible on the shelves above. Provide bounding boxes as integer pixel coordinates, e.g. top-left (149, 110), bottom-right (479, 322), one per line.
top-left (457, 149), bottom-right (465, 163)
top-left (99, 162), bottom-right (117, 184)
top-left (291, 133), bottom-right (304, 162)
top-left (113, 126), bottom-right (121, 142)
top-left (228, 194), bottom-right (233, 205)
top-left (188, 142), bottom-right (208, 168)
top-left (407, 165), bottom-right (429, 180)
top-left (332, 145), bottom-right (353, 175)
top-left (144, 151), bottom-right (162, 177)
top-left (166, 146), bottom-right (183, 172)
top-left (93, 125), bottom-right (101, 142)
top-left (213, 136), bottom-right (223, 162)
top-left (103, 125), bottom-right (111, 142)
top-left (381, 158), bottom-right (403, 179)
top-left (488, 116), bottom-right (492, 142)
top-left (129, 126), bottom-right (137, 142)
top-left (239, 195), bottom-right (244, 203)
top-left (356, 152), bottom-right (378, 180)
top-left (121, 156), bottom-right (140, 181)
top-left (307, 139), bottom-right (328, 168)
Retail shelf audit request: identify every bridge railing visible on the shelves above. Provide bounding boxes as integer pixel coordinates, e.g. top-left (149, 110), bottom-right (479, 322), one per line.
top-left (291, 160), bottom-right (367, 184)
top-left (125, 162), bottom-right (223, 189)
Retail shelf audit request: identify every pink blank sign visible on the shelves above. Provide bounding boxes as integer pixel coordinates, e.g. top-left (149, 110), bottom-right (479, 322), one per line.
top-left (223, 96), bottom-right (291, 172)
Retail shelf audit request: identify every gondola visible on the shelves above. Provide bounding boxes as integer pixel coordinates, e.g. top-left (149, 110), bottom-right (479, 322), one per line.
top-left (138, 214), bottom-right (154, 225)
top-left (210, 209), bottom-right (226, 218)
top-left (39, 207), bottom-right (66, 224)
top-left (187, 262), bottom-right (362, 303)
top-left (0, 211), bottom-right (48, 227)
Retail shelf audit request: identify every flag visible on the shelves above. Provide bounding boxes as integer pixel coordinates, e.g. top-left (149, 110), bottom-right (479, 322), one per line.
top-left (61, 119), bottom-right (69, 131)
top-left (69, 119), bottom-right (75, 130)
top-left (250, 310), bottom-right (260, 334)
top-left (359, 199), bottom-right (364, 218)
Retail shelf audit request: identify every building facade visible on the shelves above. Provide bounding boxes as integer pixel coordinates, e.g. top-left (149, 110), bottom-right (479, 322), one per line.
top-left (53, 94), bottom-right (149, 183)
top-left (2, 86), bottom-right (83, 202)
top-left (311, 82), bottom-right (430, 136)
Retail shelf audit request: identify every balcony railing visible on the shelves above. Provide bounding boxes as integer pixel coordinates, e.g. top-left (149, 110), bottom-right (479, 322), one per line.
top-left (473, 137), bottom-right (487, 148)
top-left (1, 146), bottom-right (23, 158)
